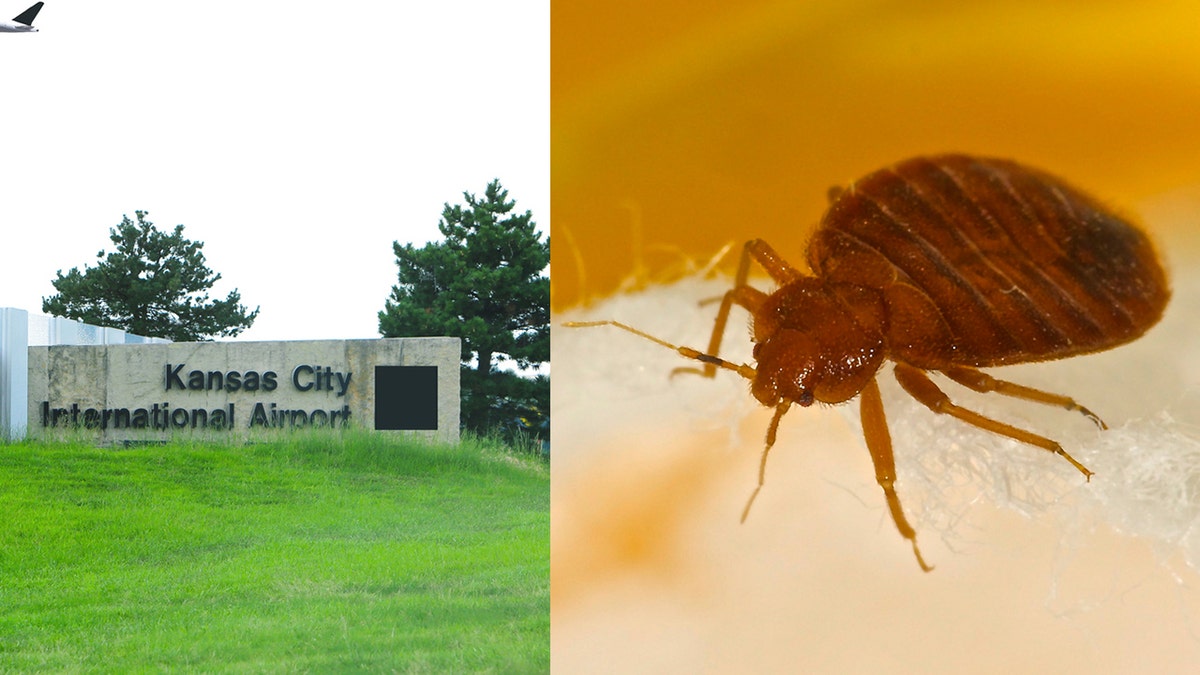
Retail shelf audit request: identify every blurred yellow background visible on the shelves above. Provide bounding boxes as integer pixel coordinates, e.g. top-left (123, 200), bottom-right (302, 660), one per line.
top-left (552, 0), bottom-right (1200, 311)
top-left (552, 2), bottom-right (1200, 673)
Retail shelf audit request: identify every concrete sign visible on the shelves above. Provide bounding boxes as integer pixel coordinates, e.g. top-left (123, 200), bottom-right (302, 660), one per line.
top-left (27, 338), bottom-right (459, 443)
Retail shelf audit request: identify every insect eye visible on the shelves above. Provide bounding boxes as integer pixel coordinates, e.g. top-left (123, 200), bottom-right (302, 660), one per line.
top-left (752, 343), bottom-right (762, 359)
top-left (797, 390), bottom-right (814, 407)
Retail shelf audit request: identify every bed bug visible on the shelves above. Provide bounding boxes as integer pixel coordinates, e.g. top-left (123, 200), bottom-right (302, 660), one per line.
top-left (567, 154), bottom-right (1171, 571)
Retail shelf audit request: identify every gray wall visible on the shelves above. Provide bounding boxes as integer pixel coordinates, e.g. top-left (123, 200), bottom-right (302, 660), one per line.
top-left (27, 338), bottom-right (460, 444)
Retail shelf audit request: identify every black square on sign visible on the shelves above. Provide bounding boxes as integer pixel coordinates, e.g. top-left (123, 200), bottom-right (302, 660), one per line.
top-left (374, 366), bottom-right (438, 430)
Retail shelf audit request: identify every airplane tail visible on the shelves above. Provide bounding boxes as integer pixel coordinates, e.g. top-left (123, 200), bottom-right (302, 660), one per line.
top-left (13, 1), bottom-right (42, 26)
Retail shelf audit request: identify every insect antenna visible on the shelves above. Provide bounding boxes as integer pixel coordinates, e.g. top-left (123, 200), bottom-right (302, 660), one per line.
top-left (567, 319), bottom-right (788, 527)
top-left (740, 400), bottom-right (791, 523)
top-left (563, 320), bottom-right (757, 381)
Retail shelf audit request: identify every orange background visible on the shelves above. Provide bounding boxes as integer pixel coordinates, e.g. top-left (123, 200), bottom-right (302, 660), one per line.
top-left (552, 0), bottom-right (1200, 311)
top-left (553, 2), bottom-right (1200, 673)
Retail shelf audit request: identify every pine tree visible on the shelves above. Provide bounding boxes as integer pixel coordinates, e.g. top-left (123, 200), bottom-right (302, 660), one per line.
top-left (42, 211), bottom-right (259, 341)
top-left (379, 180), bottom-right (549, 439)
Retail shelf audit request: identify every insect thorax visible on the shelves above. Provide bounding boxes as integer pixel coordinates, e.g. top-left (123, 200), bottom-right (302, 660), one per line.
top-left (751, 278), bottom-right (887, 407)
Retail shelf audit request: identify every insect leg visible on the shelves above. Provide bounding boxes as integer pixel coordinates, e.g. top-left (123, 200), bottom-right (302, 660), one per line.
top-left (893, 363), bottom-right (1094, 480)
top-left (693, 239), bottom-right (802, 378)
top-left (940, 366), bottom-right (1106, 429)
top-left (685, 285), bottom-right (767, 378)
top-left (859, 377), bottom-right (933, 572)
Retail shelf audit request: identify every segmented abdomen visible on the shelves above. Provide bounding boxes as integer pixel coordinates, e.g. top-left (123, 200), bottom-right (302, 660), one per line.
top-left (807, 154), bottom-right (1170, 367)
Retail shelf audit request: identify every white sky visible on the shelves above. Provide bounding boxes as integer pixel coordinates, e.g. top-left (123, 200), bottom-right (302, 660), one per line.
top-left (0, 1), bottom-right (548, 342)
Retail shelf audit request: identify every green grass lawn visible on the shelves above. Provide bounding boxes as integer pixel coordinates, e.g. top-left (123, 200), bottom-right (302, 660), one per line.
top-left (0, 431), bottom-right (549, 673)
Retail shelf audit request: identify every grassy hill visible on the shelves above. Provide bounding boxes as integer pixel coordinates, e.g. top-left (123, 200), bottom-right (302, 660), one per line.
top-left (0, 431), bottom-right (548, 672)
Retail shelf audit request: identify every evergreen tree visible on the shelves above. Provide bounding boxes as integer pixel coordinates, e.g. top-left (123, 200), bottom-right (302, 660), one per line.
top-left (42, 211), bottom-right (259, 341)
top-left (379, 180), bottom-right (549, 440)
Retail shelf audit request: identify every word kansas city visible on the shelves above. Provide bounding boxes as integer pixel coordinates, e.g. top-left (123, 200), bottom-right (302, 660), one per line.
top-left (164, 364), bottom-right (353, 397)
